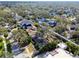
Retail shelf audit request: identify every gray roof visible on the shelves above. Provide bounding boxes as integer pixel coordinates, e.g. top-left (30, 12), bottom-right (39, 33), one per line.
top-left (20, 19), bottom-right (33, 25)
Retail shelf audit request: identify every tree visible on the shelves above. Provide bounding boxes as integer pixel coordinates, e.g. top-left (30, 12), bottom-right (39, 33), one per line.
top-left (0, 37), bottom-right (4, 57)
top-left (12, 28), bottom-right (33, 47)
top-left (0, 27), bottom-right (8, 35)
top-left (34, 22), bottom-right (39, 27)
top-left (54, 25), bottom-right (66, 34)
top-left (66, 42), bottom-right (79, 56)
top-left (4, 33), bottom-right (8, 38)
top-left (39, 40), bottom-right (58, 53)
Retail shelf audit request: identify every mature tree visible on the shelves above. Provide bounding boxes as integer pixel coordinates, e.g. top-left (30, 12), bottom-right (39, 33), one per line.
top-left (0, 27), bottom-right (8, 35)
top-left (66, 42), bottom-right (79, 56)
top-left (0, 37), bottom-right (4, 57)
top-left (39, 40), bottom-right (59, 53)
top-left (54, 25), bottom-right (66, 34)
top-left (12, 28), bottom-right (32, 47)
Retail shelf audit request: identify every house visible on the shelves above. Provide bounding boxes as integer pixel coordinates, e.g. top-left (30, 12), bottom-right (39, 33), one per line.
top-left (67, 24), bottom-right (76, 32)
top-left (48, 20), bottom-right (57, 27)
top-left (11, 42), bottom-right (21, 55)
top-left (19, 19), bottom-right (33, 29)
top-left (49, 10), bottom-right (57, 16)
top-left (11, 12), bottom-right (23, 21)
top-left (36, 17), bottom-right (48, 24)
top-left (49, 48), bottom-right (72, 58)
top-left (57, 43), bottom-right (67, 49)
top-left (24, 43), bottom-right (37, 58)
top-left (13, 13), bottom-right (23, 21)
top-left (35, 48), bottom-right (72, 58)
top-left (26, 24), bottom-right (37, 37)
top-left (40, 17), bottom-right (47, 22)
top-left (32, 33), bottom-right (47, 48)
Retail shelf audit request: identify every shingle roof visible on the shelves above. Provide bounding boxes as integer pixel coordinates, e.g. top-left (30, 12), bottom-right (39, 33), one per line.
top-left (20, 19), bottom-right (33, 25)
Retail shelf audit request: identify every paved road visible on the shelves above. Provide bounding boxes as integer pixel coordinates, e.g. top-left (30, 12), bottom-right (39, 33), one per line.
top-left (49, 29), bottom-right (79, 46)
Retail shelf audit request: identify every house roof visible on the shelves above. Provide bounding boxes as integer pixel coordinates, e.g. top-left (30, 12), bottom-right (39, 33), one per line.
top-left (19, 19), bottom-right (33, 26)
top-left (25, 43), bottom-right (36, 57)
top-left (57, 43), bottom-right (67, 49)
top-left (35, 48), bottom-right (72, 58)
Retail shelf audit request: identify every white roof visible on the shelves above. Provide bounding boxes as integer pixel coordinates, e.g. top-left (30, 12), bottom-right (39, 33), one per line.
top-left (46, 48), bottom-right (72, 58)
top-left (52, 48), bottom-right (72, 58)
top-left (58, 43), bottom-right (67, 49)
top-left (34, 48), bottom-right (72, 58)
top-left (14, 52), bottom-right (28, 58)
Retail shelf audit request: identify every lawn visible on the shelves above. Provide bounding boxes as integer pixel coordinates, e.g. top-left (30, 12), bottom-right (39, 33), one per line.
top-left (0, 42), bottom-right (4, 57)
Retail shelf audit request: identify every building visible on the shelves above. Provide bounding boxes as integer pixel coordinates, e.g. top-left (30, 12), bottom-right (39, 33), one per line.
top-left (32, 36), bottom-right (47, 48)
top-left (19, 19), bottom-right (33, 29)
top-left (11, 42), bottom-right (21, 55)
top-left (57, 43), bottom-right (67, 49)
top-left (47, 20), bottom-right (57, 27)
top-left (35, 17), bottom-right (48, 25)
top-left (24, 43), bottom-right (37, 58)
top-left (26, 25), bottom-right (37, 37)
top-left (49, 48), bottom-right (72, 58)
top-left (12, 13), bottom-right (23, 21)
top-left (35, 48), bottom-right (72, 58)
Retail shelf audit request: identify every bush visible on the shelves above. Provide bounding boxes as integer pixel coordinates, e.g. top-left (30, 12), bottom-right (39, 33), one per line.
top-left (39, 40), bottom-right (58, 53)
top-left (0, 50), bottom-right (3, 57)
top-left (0, 39), bottom-right (2, 42)
top-left (66, 42), bottom-right (79, 56)
top-left (34, 22), bottom-right (39, 27)
top-left (7, 43), bottom-right (12, 53)
top-left (54, 25), bottom-right (66, 34)
top-left (0, 27), bottom-right (8, 35)
top-left (4, 33), bottom-right (8, 38)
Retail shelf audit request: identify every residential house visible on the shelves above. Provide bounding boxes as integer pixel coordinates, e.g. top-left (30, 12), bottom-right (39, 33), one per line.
top-left (24, 43), bottom-right (37, 58)
top-left (47, 20), bottom-right (57, 27)
top-left (57, 43), bottom-right (67, 49)
top-left (19, 19), bottom-right (33, 29)
top-left (11, 42), bottom-right (21, 55)
top-left (26, 25), bottom-right (37, 37)
top-left (32, 33), bottom-right (48, 48)
top-left (67, 24), bottom-right (76, 33)
top-left (12, 12), bottom-right (23, 21)
top-left (35, 17), bottom-right (48, 25)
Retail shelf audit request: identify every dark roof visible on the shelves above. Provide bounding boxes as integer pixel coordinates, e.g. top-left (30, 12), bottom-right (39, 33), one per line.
top-left (32, 36), bottom-right (47, 46)
top-left (20, 19), bottom-right (33, 25)
top-left (48, 20), bottom-right (57, 26)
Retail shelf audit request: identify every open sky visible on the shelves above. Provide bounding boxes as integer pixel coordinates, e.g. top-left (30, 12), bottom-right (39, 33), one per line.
top-left (0, 0), bottom-right (79, 1)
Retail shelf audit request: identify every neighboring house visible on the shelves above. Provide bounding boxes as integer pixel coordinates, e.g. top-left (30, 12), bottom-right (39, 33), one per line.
top-left (67, 24), bottom-right (76, 32)
top-left (35, 48), bottom-right (72, 58)
top-left (12, 13), bottom-right (23, 21)
top-left (36, 17), bottom-right (48, 24)
top-left (36, 17), bottom-right (57, 27)
top-left (57, 43), bottom-right (67, 49)
top-left (24, 43), bottom-right (38, 58)
top-left (32, 34), bottom-right (47, 48)
top-left (49, 48), bottom-right (72, 58)
top-left (19, 19), bottom-right (33, 29)
top-left (61, 14), bottom-right (67, 19)
top-left (47, 20), bottom-right (57, 27)
top-left (11, 42), bottom-right (21, 55)
top-left (49, 10), bottom-right (57, 16)
top-left (26, 25), bottom-right (37, 37)
top-left (40, 17), bottom-right (47, 22)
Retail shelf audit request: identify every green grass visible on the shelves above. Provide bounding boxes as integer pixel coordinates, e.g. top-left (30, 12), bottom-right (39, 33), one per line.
top-left (0, 49), bottom-right (4, 57)
top-left (0, 37), bottom-right (4, 57)
top-left (0, 42), bottom-right (4, 49)
top-left (0, 39), bottom-right (2, 42)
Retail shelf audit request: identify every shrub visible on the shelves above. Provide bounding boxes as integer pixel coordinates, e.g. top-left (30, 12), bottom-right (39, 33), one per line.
top-left (66, 42), bottom-right (79, 56)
